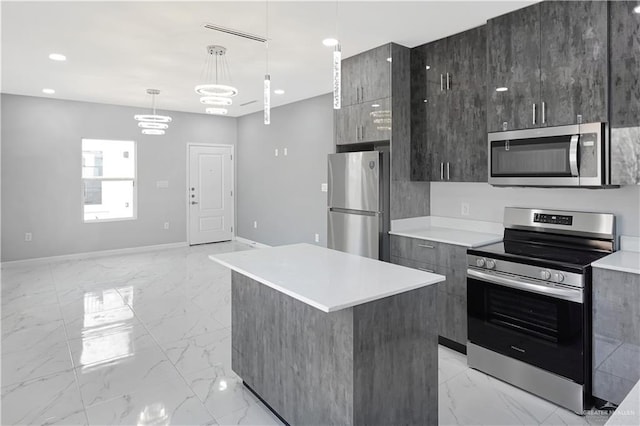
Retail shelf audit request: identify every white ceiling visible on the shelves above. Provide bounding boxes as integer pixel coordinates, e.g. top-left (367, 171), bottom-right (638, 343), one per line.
top-left (1, 1), bottom-right (535, 117)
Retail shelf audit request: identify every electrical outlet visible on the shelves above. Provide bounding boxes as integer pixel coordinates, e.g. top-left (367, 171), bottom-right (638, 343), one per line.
top-left (164, 222), bottom-right (170, 230)
top-left (315, 233), bottom-right (320, 243)
top-left (274, 148), bottom-right (279, 157)
top-left (284, 148), bottom-right (288, 156)
top-left (25, 232), bottom-right (32, 242)
top-left (461, 202), bottom-right (470, 216)
top-left (321, 183), bottom-right (328, 192)
top-left (253, 221), bottom-right (258, 229)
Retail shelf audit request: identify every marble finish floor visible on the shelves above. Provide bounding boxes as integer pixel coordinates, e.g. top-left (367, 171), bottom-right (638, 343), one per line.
top-left (1, 241), bottom-right (611, 425)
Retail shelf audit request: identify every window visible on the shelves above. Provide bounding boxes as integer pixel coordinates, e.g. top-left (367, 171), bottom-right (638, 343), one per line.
top-left (82, 139), bottom-right (136, 222)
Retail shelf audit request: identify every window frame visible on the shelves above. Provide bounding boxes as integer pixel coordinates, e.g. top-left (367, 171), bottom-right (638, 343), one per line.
top-left (81, 138), bottom-right (138, 224)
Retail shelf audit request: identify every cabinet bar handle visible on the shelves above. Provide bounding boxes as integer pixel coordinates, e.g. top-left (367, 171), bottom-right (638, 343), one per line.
top-left (418, 267), bottom-right (435, 273)
top-left (532, 103), bottom-right (537, 125)
top-left (440, 74), bottom-right (444, 91)
top-left (440, 162), bottom-right (444, 180)
top-left (542, 101), bottom-right (546, 124)
top-left (446, 73), bottom-right (451, 90)
top-left (360, 126), bottom-right (364, 140)
top-left (418, 244), bottom-right (435, 249)
top-left (361, 86), bottom-right (364, 102)
top-left (446, 162), bottom-right (450, 180)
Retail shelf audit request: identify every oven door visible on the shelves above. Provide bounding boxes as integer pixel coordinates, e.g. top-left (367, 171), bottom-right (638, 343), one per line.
top-left (467, 269), bottom-right (586, 384)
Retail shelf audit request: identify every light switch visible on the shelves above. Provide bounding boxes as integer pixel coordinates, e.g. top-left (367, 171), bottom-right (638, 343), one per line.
top-left (321, 183), bottom-right (328, 192)
top-left (284, 148), bottom-right (288, 156)
top-left (275, 148), bottom-right (279, 157)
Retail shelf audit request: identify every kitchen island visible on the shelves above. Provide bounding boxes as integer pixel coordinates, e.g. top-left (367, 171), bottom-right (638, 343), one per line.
top-left (210, 243), bottom-right (445, 425)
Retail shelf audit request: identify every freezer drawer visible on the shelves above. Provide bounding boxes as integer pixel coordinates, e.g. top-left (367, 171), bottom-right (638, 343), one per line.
top-left (328, 209), bottom-right (380, 259)
top-left (328, 151), bottom-right (380, 212)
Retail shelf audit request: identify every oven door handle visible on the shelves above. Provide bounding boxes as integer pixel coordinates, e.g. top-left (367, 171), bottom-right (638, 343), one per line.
top-left (467, 268), bottom-right (583, 304)
top-left (569, 134), bottom-right (580, 177)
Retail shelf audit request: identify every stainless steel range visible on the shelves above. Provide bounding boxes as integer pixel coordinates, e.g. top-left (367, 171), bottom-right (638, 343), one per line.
top-left (467, 207), bottom-right (616, 414)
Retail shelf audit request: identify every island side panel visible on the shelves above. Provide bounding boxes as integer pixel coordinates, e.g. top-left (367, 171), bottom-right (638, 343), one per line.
top-left (353, 284), bottom-right (438, 426)
top-left (231, 271), bottom-right (355, 425)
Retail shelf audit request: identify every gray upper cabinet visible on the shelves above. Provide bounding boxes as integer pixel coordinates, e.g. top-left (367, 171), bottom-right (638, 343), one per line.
top-left (486, 5), bottom-right (540, 133)
top-left (539, 1), bottom-right (608, 127)
top-left (340, 44), bottom-right (391, 108)
top-left (336, 44), bottom-right (393, 145)
top-left (411, 26), bottom-right (487, 182)
top-left (487, 1), bottom-right (608, 132)
top-left (610, 1), bottom-right (640, 185)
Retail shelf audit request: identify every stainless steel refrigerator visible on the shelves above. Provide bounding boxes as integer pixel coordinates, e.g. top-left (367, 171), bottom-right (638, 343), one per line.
top-left (327, 150), bottom-right (389, 261)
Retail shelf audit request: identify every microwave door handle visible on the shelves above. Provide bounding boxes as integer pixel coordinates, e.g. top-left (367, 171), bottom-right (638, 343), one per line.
top-left (569, 135), bottom-right (580, 177)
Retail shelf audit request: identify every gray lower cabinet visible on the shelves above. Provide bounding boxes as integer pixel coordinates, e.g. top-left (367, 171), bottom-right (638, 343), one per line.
top-left (592, 267), bottom-right (640, 404)
top-left (390, 234), bottom-right (468, 347)
top-left (610, 1), bottom-right (640, 185)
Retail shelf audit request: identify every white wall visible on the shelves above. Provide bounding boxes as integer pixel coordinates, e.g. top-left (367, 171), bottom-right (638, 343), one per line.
top-left (430, 182), bottom-right (640, 236)
top-left (236, 94), bottom-right (334, 247)
top-left (1, 94), bottom-right (237, 261)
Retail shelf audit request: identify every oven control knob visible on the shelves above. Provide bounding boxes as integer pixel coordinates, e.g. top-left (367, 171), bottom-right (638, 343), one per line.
top-left (486, 259), bottom-right (496, 269)
top-left (476, 258), bottom-right (486, 268)
top-left (553, 272), bottom-right (565, 283)
top-left (540, 269), bottom-right (551, 280)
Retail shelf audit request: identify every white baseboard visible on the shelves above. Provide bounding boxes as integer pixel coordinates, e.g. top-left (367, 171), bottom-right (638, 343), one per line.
top-left (1, 242), bottom-right (189, 267)
top-left (234, 236), bottom-right (271, 249)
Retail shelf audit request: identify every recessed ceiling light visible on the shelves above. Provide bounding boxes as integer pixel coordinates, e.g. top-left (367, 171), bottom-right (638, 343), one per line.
top-left (274, 89), bottom-right (285, 95)
top-left (49, 53), bottom-right (66, 61)
top-left (322, 38), bottom-right (339, 47)
top-left (634, 5), bottom-right (640, 14)
top-left (42, 88), bottom-right (55, 94)
top-left (496, 87), bottom-right (509, 92)
top-left (386, 57), bottom-right (392, 62)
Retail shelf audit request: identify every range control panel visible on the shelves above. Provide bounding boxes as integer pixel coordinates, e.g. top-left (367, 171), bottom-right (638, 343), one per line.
top-left (534, 213), bottom-right (573, 226)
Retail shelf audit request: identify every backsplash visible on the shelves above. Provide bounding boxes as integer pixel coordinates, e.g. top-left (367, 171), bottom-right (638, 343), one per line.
top-left (431, 182), bottom-right (640, 236)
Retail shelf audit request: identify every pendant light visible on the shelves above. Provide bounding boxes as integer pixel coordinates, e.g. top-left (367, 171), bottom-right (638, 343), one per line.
top-left (332, 1), bottom-right (341, 110)
top-left (195, 45), bottom-right (238, 115)
top-left (134, 89), bottom-right (172, 136)
top-left (264, 0), bottom-right (271, 125)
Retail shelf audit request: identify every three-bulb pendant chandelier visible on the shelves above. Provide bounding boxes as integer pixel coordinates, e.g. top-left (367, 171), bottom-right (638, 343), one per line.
top-left (134, 89), bottom-right (172, 135)
top-left (195, 45), bottom-right (238, 115)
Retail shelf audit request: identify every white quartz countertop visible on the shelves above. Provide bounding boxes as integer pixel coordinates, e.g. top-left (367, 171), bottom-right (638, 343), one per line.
top-left (592, 236), bottom-right (640, 275)
top-left (209, 243), bottom-right (445, 313)
top-left (390, 216), bottom-right (503, 248)
top-left (606, 379), bottom-right (640, 425)
top-left (592, 251), bottom-right (640, 275)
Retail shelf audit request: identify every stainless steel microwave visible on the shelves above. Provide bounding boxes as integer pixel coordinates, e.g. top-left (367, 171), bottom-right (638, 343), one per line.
top-left (488, 122), bottom-right (611, 187)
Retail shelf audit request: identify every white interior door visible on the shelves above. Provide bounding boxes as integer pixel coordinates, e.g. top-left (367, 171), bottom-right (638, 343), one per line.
top-left (188, 145), bottom-right (233, 245)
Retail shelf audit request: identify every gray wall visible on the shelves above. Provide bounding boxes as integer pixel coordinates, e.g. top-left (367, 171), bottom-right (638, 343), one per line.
top-left (1, 94), bottom-right (237, 261)
top-left (236, 94), bottom-right (334, 246)
top-left (430, 182), bottom-right (640, 236)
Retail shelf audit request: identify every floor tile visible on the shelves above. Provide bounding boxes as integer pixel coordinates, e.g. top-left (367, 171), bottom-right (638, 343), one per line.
top-left (1, 304), bottom-right (63, 337)
top-left (163, 328), bottom-right (232, 375)
top-left (143, 310), bottom-right (227, 346)
top-left (184, 364), bottom-right (257, 420)
top-left (438, 345), bottom-right (467, 385)
top-left (2, 339), bottom-right (73, 386)
top-left (216, 399), bottom-right (284, 426)
top-left (85, 378), bottom-right (216, 425)
top-left (76, 345), bottom-right (183, 407)
top-left (68, 324), bottom-right (159, 370)
top-left (1, 369), bottom-right (86, 425)
top-left (1, 320), bottom-right (67, 355)
top-left (438, 367), bottom-right (558, 425)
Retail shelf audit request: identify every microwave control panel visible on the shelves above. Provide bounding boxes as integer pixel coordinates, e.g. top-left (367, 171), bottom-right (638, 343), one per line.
top-left (534, 213), bottom-right (573, 226)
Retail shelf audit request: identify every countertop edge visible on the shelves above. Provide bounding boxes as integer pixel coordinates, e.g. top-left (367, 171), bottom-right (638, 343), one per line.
top-left (592, 251), bottom-right (640, 276)
top-left (388, 230), bottom-right (503, 248)
top-left (209, 254), bottom-right (446, 313)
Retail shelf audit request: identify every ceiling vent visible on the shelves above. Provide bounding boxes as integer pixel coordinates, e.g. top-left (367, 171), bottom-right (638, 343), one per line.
top-left (204, 24), bottom-right (267, 43)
